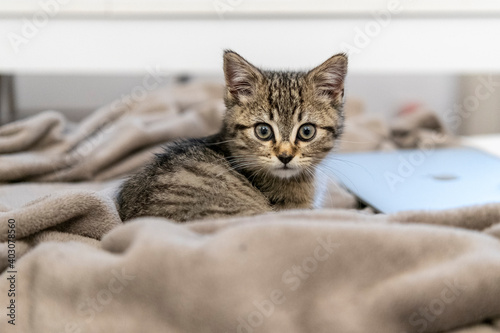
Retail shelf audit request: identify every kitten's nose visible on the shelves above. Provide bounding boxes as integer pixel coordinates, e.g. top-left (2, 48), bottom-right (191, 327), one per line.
top-left (278, 154), bottom-right (293, 165)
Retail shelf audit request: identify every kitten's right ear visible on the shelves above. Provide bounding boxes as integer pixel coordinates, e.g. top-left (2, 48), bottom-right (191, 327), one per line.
top-left (306, 53), bottom-right (348, 104)
top-left (223, 50), bottom-right (264, 101)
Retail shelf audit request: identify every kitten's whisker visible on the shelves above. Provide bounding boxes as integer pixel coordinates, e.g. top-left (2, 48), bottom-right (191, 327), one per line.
top-left (226, 162), bottom-right (261, 170)
top-left (305, 165), bottom-right (334, 207)
top-left (247, 166), bottom-right (267, 183)
top-left (336, 139), bottom-right (373, 144)
top-left (231, 163), bottom-right (262, 171)
top-left (215, 160), bottom-right (263, 177)
top-left (314, 167), bottom-right (341, 191)
top-left (204, 139), bottom-right (239, 146)
top-left (313, 167), bottom-right (344, 206)
top-left (323, 155), bottom-right (369, 171)
top-left (316, 164), bottom-right (359, 194)
top-left (312, 155), bottom-right (371, 186)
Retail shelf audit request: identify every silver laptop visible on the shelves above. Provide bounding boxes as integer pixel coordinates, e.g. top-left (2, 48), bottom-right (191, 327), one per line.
top-left (322, 147), bottom-right (500, 213)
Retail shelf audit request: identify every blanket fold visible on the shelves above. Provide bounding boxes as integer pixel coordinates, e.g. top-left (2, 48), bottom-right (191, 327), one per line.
top-left (2, 213), bottom-right (500, 332)
top-left (0, 80), bottom-right (225, 182)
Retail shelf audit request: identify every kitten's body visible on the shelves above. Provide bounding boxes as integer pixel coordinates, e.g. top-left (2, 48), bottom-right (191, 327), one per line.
top-left (118, 137), bottom-right (272, 221)
top-left (118, 51), bottom-right (347, 222)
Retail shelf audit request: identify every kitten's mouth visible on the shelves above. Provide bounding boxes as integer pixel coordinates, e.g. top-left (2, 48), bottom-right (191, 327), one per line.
top-left (277, 164), bottom-right (295, 171)
top-left (271, 166), bottom-right (301, 178)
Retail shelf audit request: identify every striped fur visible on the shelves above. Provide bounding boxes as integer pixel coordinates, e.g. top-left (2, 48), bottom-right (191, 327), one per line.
top-left (118, 51), bottom-right (348, 222)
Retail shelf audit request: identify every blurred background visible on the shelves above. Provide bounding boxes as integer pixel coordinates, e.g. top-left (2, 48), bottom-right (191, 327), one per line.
top-left (1, 0), bottom-right (500, 135)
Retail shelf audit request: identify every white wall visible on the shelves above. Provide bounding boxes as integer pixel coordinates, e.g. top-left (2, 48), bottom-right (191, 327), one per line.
top-left (3, 18), bottom-right (500, 75)
top-left (346, 74), bottom-right (459, 120)
top-left (15, 75), bottom-right (154, 116)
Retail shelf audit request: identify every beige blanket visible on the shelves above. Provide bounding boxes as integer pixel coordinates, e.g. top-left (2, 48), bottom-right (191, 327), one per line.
top-left (1, 80), bottom-right (499, 333)
top-left (0, 79), bottom-right (225, 182)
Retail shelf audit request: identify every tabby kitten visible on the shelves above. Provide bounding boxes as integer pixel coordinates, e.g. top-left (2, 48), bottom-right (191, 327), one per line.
top-left (117, 50), bottom-right (348, 222)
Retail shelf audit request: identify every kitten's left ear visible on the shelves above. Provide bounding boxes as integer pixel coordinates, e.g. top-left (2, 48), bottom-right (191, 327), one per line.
top-left (306, 53), bottom-right (348, 103)
top-left (223, 50), bottom-right (264, 101)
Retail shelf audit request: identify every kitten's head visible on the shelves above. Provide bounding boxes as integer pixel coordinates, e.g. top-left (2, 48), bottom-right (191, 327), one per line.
top-left (222, 50), bottom-right (347, 179)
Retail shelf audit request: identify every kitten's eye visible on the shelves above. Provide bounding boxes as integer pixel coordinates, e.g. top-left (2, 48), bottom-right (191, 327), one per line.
top-left (297, 124), bottom-right (316, 141)
top-left (254, 123), bottom-right (273, 141)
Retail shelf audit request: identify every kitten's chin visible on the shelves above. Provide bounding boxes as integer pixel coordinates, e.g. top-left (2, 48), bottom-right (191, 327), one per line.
top-left (270, 168), bottom-right (302, 179)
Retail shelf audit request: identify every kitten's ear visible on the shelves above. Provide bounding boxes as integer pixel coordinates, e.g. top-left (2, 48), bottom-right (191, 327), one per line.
top-left (306, 53), bottom-right (348, 103)
top-left (223, 50), bottom-right (264, 100)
